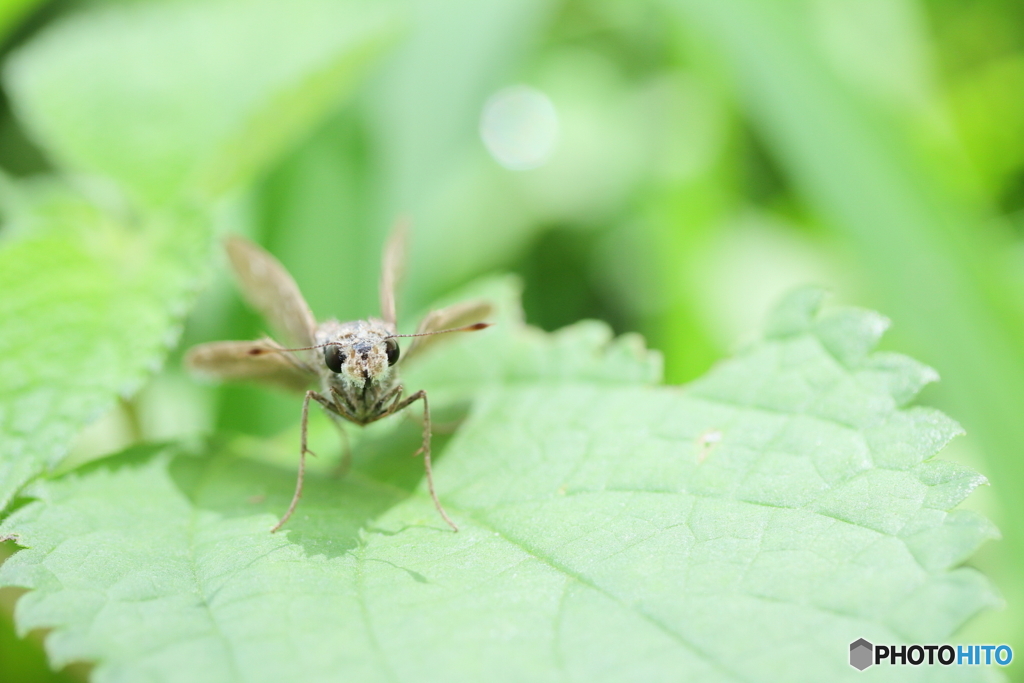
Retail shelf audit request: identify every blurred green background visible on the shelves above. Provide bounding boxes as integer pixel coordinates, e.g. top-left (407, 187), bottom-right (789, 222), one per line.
top-left (2, 0), bottom-right (1024, 679)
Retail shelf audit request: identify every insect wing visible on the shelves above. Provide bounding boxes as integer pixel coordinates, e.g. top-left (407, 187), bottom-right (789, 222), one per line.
top-left (405, 299), bottom-right (494, 362)
top-left (379, 218), bottom-right (409, 330)
top-left (224, 235), bottom-right (317, 348)
top-left (185, 339), bottom-right (315, 393)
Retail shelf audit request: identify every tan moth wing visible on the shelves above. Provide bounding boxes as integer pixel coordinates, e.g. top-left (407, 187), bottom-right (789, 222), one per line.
top-left (185, 339), bottom-right (315, 393)
top-left (404, 299), bottom-right (494, 362)
top-left (224, 235), bottom-right (317, 348)
top-left (379, 218), bottom-right (408, 330)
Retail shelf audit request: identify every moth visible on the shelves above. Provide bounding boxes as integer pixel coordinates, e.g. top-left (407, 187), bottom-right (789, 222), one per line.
top-left (186, 226), bottom-right (491, 533)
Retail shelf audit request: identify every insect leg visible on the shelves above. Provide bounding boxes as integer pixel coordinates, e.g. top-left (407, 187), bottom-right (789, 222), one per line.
top-left (327, 386), bottom-right (370, 477)
top-left (328, 387), bottom-right (361, 422)
top-left (271, 390), bottom-right (329, 533)
top-left (374, 383), bottom-right (404, 415)
top-left (335, 386), bottom-right (359, 416)
top-left (333, 421), bottom-right (354, 481)
top-left (387, 389), bottom-right (458, 532)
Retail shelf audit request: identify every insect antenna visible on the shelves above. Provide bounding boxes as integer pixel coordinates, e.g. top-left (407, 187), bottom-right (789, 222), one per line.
top-left (245, 322), bottom-right (491, 356)
top-left (246, 341), bottom-right (341, 355)
top-left (387, 322), bottom-right (492, 339)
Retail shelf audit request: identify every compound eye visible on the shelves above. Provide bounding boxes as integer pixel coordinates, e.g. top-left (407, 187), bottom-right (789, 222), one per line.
top-left (385, 338), bottom-right (400, 366)
top-left (323, 345), bottom-right (345, 373)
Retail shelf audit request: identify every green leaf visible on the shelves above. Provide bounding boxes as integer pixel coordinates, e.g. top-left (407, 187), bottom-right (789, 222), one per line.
top-left (367, 0), bottom-right (556, 310)
top-left (0, 0), bottom-right (44, 44)
top-left (0, 183), bottom-right (209, 511)
top-left (402, 277), bottom-right (663, 403)
top-left (4, 0), bottom-right (400, 206)
top-left (0, 289), bottom-right (999, 681)
top-left (666, 0), bottom-right (1024, 585)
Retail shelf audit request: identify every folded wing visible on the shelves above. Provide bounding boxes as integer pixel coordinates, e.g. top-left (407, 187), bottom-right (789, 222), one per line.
top-left (379, 218), bottom-right (408, 331)
top-left (185, 339), bottom-right (315, 393)
top-left (224, 235), bottom-right (317, 348)
top-left (404, 300), bottom-right (493, 362)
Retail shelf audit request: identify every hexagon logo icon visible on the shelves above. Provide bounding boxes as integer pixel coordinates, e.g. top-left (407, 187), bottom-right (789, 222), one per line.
top-left (850, 638), bottom-right (873, 670)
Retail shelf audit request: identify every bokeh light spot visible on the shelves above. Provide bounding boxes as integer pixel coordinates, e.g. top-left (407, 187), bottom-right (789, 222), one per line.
top-left (479, 85), bottom-right (559, 170)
